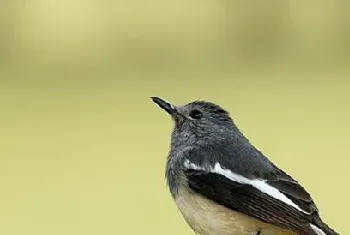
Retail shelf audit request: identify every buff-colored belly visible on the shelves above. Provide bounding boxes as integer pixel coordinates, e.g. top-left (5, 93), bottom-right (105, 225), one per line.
top-left (175, 187), bottom-right (297, 235)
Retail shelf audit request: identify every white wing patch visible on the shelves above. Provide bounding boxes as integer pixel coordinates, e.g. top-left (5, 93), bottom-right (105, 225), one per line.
top-left (310, 224), bottom-right (326, 235)
top-left (183, 159), bottom-right (310, 215)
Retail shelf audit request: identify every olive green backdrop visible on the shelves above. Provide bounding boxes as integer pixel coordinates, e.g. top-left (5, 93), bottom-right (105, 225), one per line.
top-left (0, 1), bottom-right (348, 235)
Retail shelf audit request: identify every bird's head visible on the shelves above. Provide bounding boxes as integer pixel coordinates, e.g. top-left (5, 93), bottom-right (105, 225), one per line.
top-left (151, 97), bottom-right (238, 146)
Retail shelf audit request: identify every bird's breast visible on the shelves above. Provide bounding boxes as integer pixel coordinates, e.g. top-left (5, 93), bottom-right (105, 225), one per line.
top-left (174, 186), bottom-right (297, 235)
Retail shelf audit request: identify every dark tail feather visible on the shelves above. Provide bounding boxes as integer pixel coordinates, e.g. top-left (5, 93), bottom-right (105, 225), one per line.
top-left (311, 217), bottom-right (339, 235)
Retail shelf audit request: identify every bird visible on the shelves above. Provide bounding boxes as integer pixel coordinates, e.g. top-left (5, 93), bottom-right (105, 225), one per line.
top-left (151, 97), bottom-right (339, 235)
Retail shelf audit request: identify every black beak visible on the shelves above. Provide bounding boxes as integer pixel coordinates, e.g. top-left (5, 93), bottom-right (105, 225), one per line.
top-left (151, 97), bottom-right (178, 116)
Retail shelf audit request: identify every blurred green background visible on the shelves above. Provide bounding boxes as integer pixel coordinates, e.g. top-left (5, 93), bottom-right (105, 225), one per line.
top-left (0, 1), bottom-right (348, 234)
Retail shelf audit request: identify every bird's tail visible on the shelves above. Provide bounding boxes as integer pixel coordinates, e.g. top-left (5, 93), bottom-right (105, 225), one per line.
top-left (310, 217), bottom-right (339, 235)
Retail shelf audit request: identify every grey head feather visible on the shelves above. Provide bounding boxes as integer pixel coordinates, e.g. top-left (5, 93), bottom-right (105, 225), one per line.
top-left (152, 98), bottom-right (279, 197)
top-left (161, 100), bottom-right (275, 197)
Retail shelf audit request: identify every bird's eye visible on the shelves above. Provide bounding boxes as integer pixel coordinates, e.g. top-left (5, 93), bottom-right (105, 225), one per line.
top-left (189, 110), bottom-right (202, 119)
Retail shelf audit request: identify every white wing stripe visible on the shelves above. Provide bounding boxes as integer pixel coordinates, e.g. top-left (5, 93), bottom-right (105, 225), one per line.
top-left (310, 224), bottom-right (326, 235)
top-left (184, 160), bottom-right (310, 214)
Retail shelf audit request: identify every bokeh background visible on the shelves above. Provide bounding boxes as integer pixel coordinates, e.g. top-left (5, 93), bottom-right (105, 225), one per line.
top-left (0, 1), bottom-right (349, 234)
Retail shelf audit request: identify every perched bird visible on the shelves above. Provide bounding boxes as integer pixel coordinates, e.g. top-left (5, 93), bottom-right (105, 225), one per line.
top-left (151, 97), bottom-right (339, 235)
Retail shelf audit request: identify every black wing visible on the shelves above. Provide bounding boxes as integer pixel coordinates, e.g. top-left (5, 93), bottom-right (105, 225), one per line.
top-left (179, 136), bottom-right (340, 235)
top-left (266, 176), bottom-right (319, 215)
top-left (184, 168), bottom-right (320, 235)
